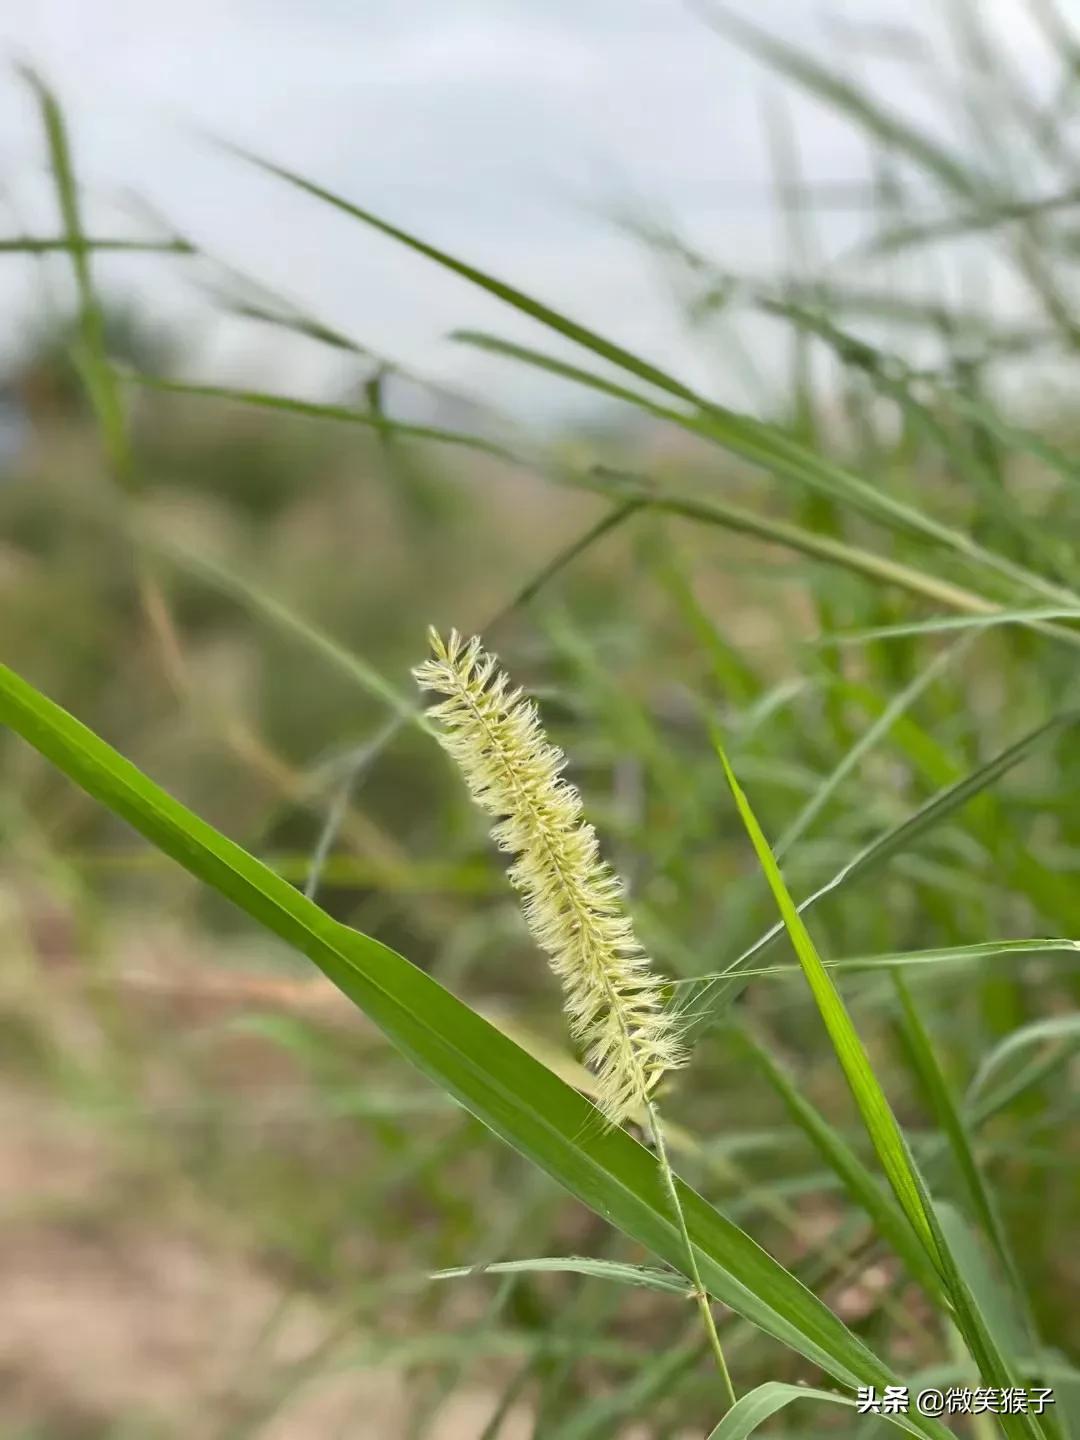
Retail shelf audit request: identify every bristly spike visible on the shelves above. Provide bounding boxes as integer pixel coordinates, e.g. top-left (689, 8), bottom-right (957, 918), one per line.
top-left (414, 628), bottom-right (686, 1125)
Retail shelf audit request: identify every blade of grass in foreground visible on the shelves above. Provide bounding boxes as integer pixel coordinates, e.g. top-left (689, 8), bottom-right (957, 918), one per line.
top-left (711, 727), bottom-right (1045, 1440)
top-left (703, 1382), bottom-right (867, 1440)
top-left (712, 730), bottom-right (936, 1258)
top-left (703, 1380), bottom-right (997, 1440)
top-left (0, 660), bottom-right (952, 1427)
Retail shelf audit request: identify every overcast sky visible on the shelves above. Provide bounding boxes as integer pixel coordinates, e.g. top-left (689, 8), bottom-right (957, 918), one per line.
top-left (0, 1), bottom-right (1059, 422)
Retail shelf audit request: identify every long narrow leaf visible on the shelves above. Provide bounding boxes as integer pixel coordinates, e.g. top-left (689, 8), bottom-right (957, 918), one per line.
top-left (967, 1016), bottom-right (1080, 1110)
top-left (430, 1258), bottom-right (691, 1295)
top-left (711, 729), bottom-right (1043, 1440)
top-left (130, 374), bottom-right (524, 465)
top-left (233, 141), bottom-right (1080, 619)
top-left (0, 234), bottom-right (193, 255)
top-left (741, 1030), bottom-right (943, 1299)
top-left (892, 974), bottom-right (1037, 1345)
top-left (22, 68), bottom-right (134, 491)
top-left (704, 1381), bottom-right (924, 1440)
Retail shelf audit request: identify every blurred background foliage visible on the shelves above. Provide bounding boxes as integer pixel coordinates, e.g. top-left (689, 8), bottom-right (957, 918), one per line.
top-left (2, 4), bottom-right (1080, 1437)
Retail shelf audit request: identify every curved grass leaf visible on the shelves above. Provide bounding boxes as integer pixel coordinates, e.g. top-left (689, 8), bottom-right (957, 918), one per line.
top-left (702, 1382), bottom-right (860, 1440)
top-left (0, 659), bottom-right (953, 1428)
top-left (967, 1016), bottom-right (1080, 1111)
top-left (458, 332), bottom-right (1077, 611)
top-left (675, 939), bottom-right (1080, 989)
top-left (224, 142), bottom-right (703, 406)
top-left (583, 469), bottom-right (1001, 618)
top-left (430, 1258), bottom-right (692, 1295)
top-left (130, 374), bottom-right (525, 465)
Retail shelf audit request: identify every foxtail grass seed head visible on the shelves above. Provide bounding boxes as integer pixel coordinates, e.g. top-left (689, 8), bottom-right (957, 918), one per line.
top-left (414, 627), bottom-right (686, 1125)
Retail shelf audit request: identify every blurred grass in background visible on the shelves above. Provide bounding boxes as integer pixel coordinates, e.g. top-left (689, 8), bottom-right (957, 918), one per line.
top-left (2, 4), bottom-right (1080, 1436)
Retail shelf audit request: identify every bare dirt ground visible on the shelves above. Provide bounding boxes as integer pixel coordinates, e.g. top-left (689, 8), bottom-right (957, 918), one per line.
top-left (0, 1090), bottom-right (540, 1440)
top-left (0, 912), bottom-right (536, 1440)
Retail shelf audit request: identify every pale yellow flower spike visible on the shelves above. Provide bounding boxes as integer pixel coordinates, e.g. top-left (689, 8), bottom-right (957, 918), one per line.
top-left (414, 627), bottom-right (686, 1126)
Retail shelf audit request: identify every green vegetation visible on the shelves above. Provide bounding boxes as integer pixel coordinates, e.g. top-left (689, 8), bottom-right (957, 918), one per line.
top-left (2, 12), bottom-right (1079, 1437)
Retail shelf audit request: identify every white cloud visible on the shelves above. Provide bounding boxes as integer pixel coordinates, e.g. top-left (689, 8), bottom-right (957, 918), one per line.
top-left (0, 0), bottom-right (1061, 418)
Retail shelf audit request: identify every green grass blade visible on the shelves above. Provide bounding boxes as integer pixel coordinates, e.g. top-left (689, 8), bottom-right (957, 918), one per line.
top-left (0, 234), bottom-right (193, 254)
top-left (453, 329), bottom-right (682, 415)
top-left (145, 533), bottom-right (426, 727)
top-left (675, 939), bottom-right (1080, 988)
top-left (199, 272), bottom-right (372, 357)
top-left (711, 729), bottom-right (1045, 1440)
top-left (430, 1258), bottom-right (691, 1295)
top-left (740, 1030), bottom-right (943, 1299)
top-left (704, 1381), bottom-right (915, 1440)
top-left (712, 730), bottom-right (939, 1261)
top-left (0, 659), bottom-right (952, 1421)
top-left (681, 713), bottom-right (1080, 1029)
top-left (485, 501), bottom-right (643, 628)
top-left (130, 374), bottom-right (525, 464)
top-left (892, 974), bottom-right (1038, 1343)
top-left (224, 142), bottom-right (703, 406)
top-left (773, 639), bottom-right (965, 860)
top-left (21, 67), bottom-right (134, 492)
top-left (703, 1380), bottom-right (964, 1440)
top-left (817, 608), bottom-right (1080, 646)
top-left (583, 469), bottom-right (1005, 619)
top-left (967, 1016), bottom-right (1080, 1111)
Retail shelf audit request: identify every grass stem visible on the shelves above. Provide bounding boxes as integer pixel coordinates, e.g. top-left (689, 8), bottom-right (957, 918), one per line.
top-left (645, 1098), bottom-right (737, 1412)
